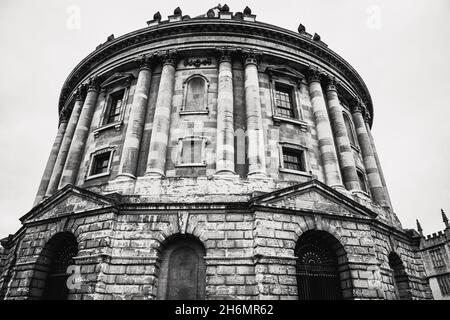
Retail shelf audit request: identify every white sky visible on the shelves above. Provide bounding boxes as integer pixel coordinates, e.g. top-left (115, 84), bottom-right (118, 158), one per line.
top-left (0, 0), bottom-right (449, 237)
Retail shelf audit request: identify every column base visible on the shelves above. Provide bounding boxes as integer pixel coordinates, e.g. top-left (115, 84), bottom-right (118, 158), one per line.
top-left (115, 172), bottom-right (136, 180)
top-left (247, 170), bottom-right (267, 179)
top-left (144, 169), bottom-right (165, 178)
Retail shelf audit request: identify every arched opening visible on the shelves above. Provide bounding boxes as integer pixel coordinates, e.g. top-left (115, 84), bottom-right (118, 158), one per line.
top-left (184, 76), bottom-right (207, 112)
top-left (156, 234), bottom-right (206, 300)
top-left (295, 230), bottom-right (351, 300)
top-left (30, 232), bottom-right (78, 300)
top-left (388, 252), bottom-right (411, 300)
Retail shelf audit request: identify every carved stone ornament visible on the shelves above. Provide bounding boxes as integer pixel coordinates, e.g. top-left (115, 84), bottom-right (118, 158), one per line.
top-left (183, 57), bottom-right (212, 67)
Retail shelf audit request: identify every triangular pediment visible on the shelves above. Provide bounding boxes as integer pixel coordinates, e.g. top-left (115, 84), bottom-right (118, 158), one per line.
top-left (100, 72), bottom-right (135, 89)
top-left (21, 185), bottom-right (117, 224)
top-left (251, 180), bottom-right (376, 218)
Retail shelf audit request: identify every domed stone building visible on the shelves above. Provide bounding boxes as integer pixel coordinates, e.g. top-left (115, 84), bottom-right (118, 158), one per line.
top-left (0, 5), bottom-right (432, 300)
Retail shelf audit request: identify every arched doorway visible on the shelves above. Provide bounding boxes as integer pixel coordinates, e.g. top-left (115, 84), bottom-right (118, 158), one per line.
top-left (388, 252), bottom-right (411, 300)
top-left (157, 234), bottom-right (206, 300)
top-left (295, 230), bottom-right (350, 300)
top-left (31, 232), bottom-right (78, 300)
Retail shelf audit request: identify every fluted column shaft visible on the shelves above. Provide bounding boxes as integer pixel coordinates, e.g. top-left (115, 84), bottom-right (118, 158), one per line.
top-left (59, 82), bottom-right (99, 188)
top-left (45, 95), bottom-right (84, 196)
top-left (145, 56), bottom-right (176, 176)
top-left (351, 104), bottom-right (387, 206)
top-left (216, 54), bottom-right (235, 174)
top-left (365, 115), bottom-right (393, 208)
top-left (118, 61), bottom-right (152, 179)
top-left (325, 80), bottom-right (359, 191)
top-left (33, 116), bottom-right (68, 205)
top-left (244, 54), bottom-right (266, 176)
top-left (309, 73), bottom-right (343, 187)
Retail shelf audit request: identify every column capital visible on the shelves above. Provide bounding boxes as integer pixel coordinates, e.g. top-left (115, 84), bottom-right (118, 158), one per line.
top-left (159, 50), bottom-right (178, 67)
top-left (350, 97), bottom-right (366, 115)
top-left (242, 49), bottom-right (262, 66)
top-left (87, 76), bottom-right (100, 93)
top-left (325, 76), bottom-right (339, 92)
top-left (307, 65), bottom-right (325, 84)
top-left (363, 108), bottom-right (371, 123)
top-left (74, 84), bottom-right (87, 102)
top-left (137, 54), bottom-right (155, 71)
top-left (216, 47), bottom-right (234, 64)
top-left (58, 108), bottom-right (70, 124)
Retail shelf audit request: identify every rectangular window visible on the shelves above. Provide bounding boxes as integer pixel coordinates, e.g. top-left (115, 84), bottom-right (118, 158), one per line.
top-left (430, 247), bottom-right (445, 268)
top-left (275, 84), bottom-right (294, 118)
top-left (357, 171), bottom-right (368, 193)
top-left (90, 152), bottom-right (111, 176)
top-left (107, 90), bottom-right (125, 124)
top-left (437, 274), bottom-right (450, 296)
top-left (282, 148), bottom-right (305, 172)
top-left (181, 139), bottom-right (203, 164)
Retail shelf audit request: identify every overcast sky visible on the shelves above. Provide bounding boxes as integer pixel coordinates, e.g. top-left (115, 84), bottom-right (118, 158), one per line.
top-left (0, 0), bottom-right (448, 237)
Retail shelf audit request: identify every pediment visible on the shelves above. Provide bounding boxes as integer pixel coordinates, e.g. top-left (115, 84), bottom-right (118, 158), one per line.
top-left (21, 185), bottom-right (117, 224)
top-left (100, 72), bottom-right (135, 89)
top-left (251, 180), bottom-right (376, 218)
top-left (266, 65), bottom-right (305, 80)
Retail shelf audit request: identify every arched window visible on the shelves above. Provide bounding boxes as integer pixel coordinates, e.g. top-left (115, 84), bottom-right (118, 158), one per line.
top-left (388, 252), bottom-right (412, 300)
top-left (296, 230), bottom-right (351, 300)
top-left (30, 232), bottom-right (78, 300)
top-left (343, 112), bottom-right (357, 147)
top-left (157, 235), bottom-right (206, 300)
top-left (182, 76), bottom-right (209, 113)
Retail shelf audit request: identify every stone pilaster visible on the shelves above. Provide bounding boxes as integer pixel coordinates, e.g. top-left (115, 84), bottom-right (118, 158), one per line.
top-left (45, 86), bottom-right (86, 197)
top-left (351, 100), bottom-right (387, 207)
top-left (33, 110), bottom-right (69, 205)
top-left (243, 51), bottom-right (266, 176)
top-left (308, 68), bottom-right (343, 188)
top-left (325, 77), bottom-right (359, 191)
top-left (215, 49), bottom-right (235, 175)
top-left (59, 78), bottom-right (99, 188)
top-left (118, 56), bottom-right (153, 179)
top-left (364, 111), bottom-right (393, 209)
top-left (145, 51), bottom-right (177, 177)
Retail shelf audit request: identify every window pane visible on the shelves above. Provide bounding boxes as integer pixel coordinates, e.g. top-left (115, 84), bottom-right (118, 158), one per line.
top-left (107, 90), bottom-right (125, 124)
top-left (343, 113), bottom-right (357, 146)
top-left (282, 148), bottom-right (305, 172)
top-left (91, 152), bottom-right (111, 175)
top-left (185, 78), bottom-right (205, 111)
top-left (357, 171), bottom-right (368, 193)
top-left (275, 85), bottom-right (294, 118)
top-left (182, 140), bottom-right (203, 164)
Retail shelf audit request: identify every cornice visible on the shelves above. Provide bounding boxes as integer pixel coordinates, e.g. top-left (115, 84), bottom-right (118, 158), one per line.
top-left (57, 18), bottom-right (374, 126)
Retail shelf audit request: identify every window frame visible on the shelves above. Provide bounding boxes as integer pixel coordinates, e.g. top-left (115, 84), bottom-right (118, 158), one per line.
top-left (356, 168), bottom-right (370, 195)
top-left (93, 73), bottom-right (134, 137)
top-left (175, 136), bottom-right (209, 167)
top-left (342, 108), bottom-right (359, 151)
top-left (85, 147), bottom-right (115, 180)
top-left (430, 247), bottom-right (445, 268)
top-left (180, 74), bottom-right (210, 115)
top-left (278, 142), bottom-right (310, 177)
top-left (437, 274), bottom-right (450, 296)
top-left (267, 67), bottom-right (308, 131)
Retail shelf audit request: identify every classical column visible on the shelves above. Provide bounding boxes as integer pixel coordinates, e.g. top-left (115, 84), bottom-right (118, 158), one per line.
top-left (351, 100), bottom-right (387, 206)
top-left (308, 68), bottom-right (343, 188)
top-left (325, 77), bottom-right (359, 191)
top-left (215, 49), bottom-right (235, 175)
top-left (45, 87), bottom-right (86, 196)
top-left (59, 78), bottom-right (99, 188)
top-left (145, 52), bottom-right (177, 176)
top-left (364, 111), bottom-right (393, 208)
top-left (118, 56), bottom-right (153, 179)
top-left (33, 110), bottom-right (69, 205)
top-left (243, 51), bottom-right (266, 176)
